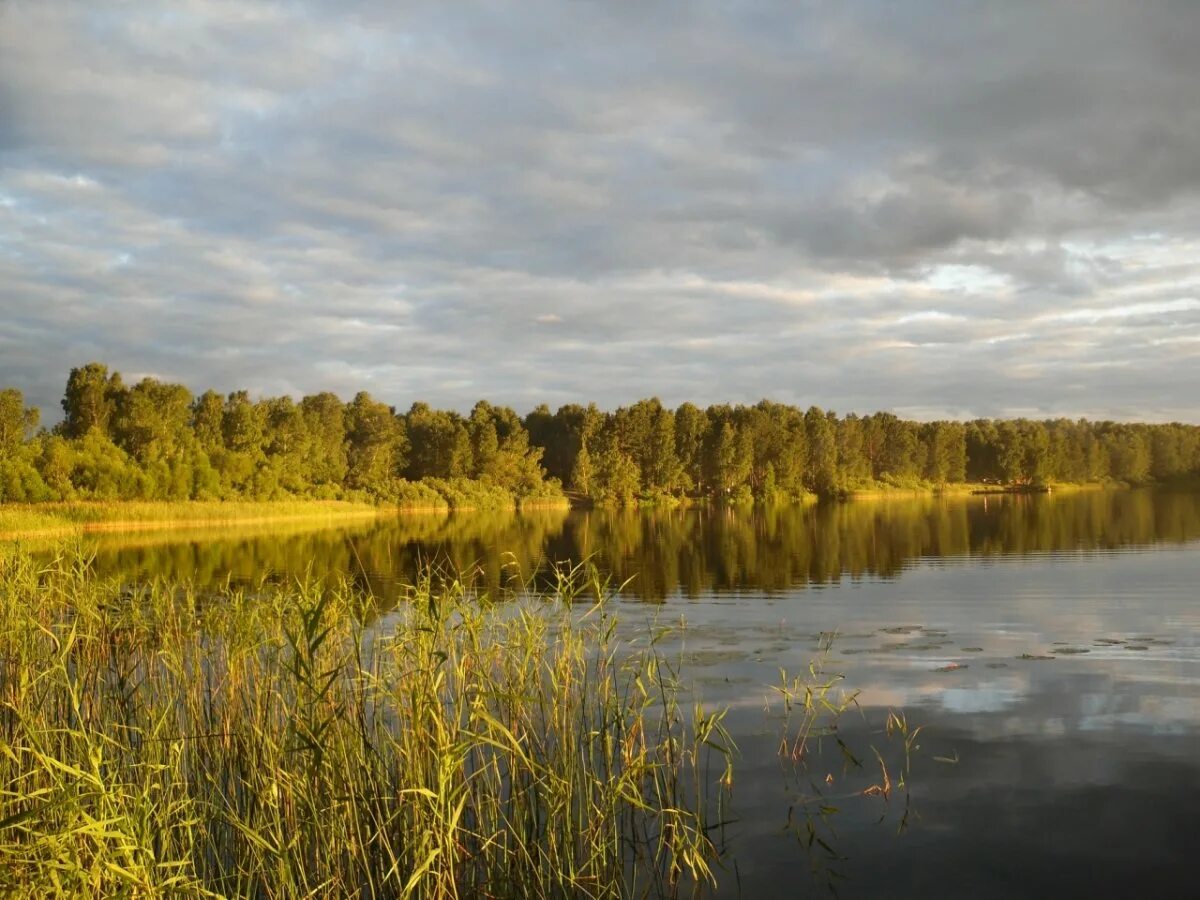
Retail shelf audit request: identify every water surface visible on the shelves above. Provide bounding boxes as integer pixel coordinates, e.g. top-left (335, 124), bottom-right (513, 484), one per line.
top-left (68, 488), bottom-right (1200, 896)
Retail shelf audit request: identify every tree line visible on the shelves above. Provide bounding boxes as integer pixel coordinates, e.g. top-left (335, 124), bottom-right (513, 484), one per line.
top-left (1, 363), bottom-right (1198, 506)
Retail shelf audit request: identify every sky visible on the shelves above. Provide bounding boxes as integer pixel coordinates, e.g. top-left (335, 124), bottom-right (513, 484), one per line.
top-left (2, 0), bottom-right (1199, 423)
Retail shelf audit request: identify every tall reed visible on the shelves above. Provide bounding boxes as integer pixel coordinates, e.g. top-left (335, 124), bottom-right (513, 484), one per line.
top-left (0, 549), bottom-right (734, 898)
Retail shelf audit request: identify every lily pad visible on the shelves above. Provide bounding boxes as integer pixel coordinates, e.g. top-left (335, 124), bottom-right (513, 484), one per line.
top-left (961, 647), bottom-right (984, 652)
top-left (1124, 645), bottom-right (1149, 651)
top-left (880, 626), bottom-right (922, 635)
top-left (1016, 654), bottom-right (1055, 661)
top-left (1052, 647), bottom-right (1090, 655)
top-left (934, 663), bottom-right (968, 673)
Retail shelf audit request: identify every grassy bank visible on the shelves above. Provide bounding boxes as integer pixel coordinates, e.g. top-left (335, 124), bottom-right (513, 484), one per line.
top-left (0, 552), bottom-right (734, 897)
top-left (0, 483), bottom-right (571, 539)
top-left (0, 499), bottom-right (387, 540)
top-left (843, 479), bottom-right (1119, 499)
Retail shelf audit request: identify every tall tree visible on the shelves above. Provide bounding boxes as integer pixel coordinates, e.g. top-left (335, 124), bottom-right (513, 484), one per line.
top-left (300, 392), bottom-right (348, 487)
top-left (804, 406), bottom-right (838, 495)
top-left (0, 388), bottom-right (39, 455)
top-left (674, 402), bottom-right (708, 495)
top-left (61, 362), bottom-right (124, 438)
top-left (113, 378), bottom-right (193, 464)
top-left (405, 403), bottom-right (472, 480)
top-left (345, 392), bottom-right (407, 493)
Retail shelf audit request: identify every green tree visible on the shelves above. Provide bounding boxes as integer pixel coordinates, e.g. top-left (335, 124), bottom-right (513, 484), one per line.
top-left (674, 403), bottom-right (708, 495)
top-left (405, 404), bottom-right (472, 480)
top-left (113, 378), bottom-right (193, 464)
top-left (923, 421), bottom-right (966, 485)
top-left (61, 362), bottom-right (124, 438)
top-left (804, 406), bottom-right (838, 496)
top-left (300, 392), bottom-right (349, 488)
top-left (707, 414), bottom-right (752, 498)
top-left (345, 392), bottom-right (407, 494)
top-left (192, 390), bottom-right (226, 454)
top-left (0, 388), bottom-right (39, 455)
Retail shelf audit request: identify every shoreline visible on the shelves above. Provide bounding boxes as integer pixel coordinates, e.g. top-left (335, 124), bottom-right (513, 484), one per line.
top-left (0, 483), bottom-right (1148, 540)
top-left (0, 497), bottom-right (573, 541)
top-left (0, 500), bottom-right (387, 541)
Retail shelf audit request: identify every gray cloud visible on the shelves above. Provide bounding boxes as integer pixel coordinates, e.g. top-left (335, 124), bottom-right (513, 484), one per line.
top-left (1, 0), bottom-right (1198, 422)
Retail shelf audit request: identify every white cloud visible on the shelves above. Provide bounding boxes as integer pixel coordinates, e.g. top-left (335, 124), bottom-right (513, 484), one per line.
top-left (0, 0), bottom-right (1198, 422)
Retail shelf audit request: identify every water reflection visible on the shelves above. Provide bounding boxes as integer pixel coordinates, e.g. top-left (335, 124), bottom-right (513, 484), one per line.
top-left (33, 487), bottom-right (1200, 896)
top-left (71, 487), bottom-right (1200, 601)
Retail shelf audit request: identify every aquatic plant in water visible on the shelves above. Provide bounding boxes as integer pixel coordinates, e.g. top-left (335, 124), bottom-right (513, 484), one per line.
top-left (0, 549), bottom-right (740, 897)
top-left (0, 548), bottom-right (924, 897)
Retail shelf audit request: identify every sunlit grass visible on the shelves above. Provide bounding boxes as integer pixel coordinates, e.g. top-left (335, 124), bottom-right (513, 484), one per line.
top-left (0, 500), bottom-right (384, 538)
top-left (0, 550), bottom-right (735, 897)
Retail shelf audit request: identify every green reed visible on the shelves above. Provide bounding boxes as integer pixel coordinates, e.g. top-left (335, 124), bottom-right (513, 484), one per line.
top-left (0, 549), bottom-right (734, 898)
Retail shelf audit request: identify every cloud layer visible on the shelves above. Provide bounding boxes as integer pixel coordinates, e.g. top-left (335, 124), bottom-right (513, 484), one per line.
top-left (2, 0), bottom-right (1199, 421)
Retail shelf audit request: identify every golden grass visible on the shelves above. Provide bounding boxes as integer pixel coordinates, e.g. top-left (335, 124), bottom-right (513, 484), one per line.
top-left (0, 500), bottom-right (385, 540)
top-left (0, 550), bottom-right (735, 897)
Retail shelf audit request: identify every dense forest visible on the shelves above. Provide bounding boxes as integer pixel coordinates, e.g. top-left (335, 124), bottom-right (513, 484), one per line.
top-left (1, 363), bottom-right (1198, 507)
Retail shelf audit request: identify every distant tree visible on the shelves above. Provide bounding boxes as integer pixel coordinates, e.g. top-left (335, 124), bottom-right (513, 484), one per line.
top-left (192, 390), bottom-right (225, 454)
top-left (0, 388), bottom-right (39, 455)
top-left (405, 403), bottom-right (472, 480)
top-left (113, 378), bottom-right (193, 464)
top-left (345, 392), bottom-right (407, 493)
top-left (592, 429), bottom-right (640, 506)
top-left (804, 406), bottom-right (838, 495)
top-left (707, 414), bottom-right (752, 497)
top-left (0, 389), bottom-right (48, 502)
top-left (260, 396), bottom-right (311, 493)
top-left (836, 414), bottom-right (870, 485)
top-left (994, 421), bottom-right (1026, 483)
top-left (569, 442), bottom-right (594, 495)
top-left (923, 421), bottom-right (966, 485)
top-left (674, 402), bottom-right (708, 495)
top-left (61, 362), bottom-right (124, 438)
top-left (618, 398), bottom-right (681, 495)
top-left (300, 392), bottom-right (348, 487)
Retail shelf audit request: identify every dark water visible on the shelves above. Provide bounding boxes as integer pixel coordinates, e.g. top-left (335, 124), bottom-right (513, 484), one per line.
top-left (75, 489), bottom-right (1200, 897)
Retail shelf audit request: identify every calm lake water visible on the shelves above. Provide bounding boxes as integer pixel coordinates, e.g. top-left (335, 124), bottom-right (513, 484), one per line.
top-left (73, 489), bottom-right (1200, 897)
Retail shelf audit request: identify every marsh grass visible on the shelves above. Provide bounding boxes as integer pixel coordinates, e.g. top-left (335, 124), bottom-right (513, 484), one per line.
top-left (0, 549), bottom-right (735, 898)
top-left (0, 499), bottom-right (385, 539)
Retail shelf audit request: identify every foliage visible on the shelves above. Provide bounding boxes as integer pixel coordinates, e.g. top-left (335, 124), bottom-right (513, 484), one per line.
top-left (0, 368), bottom-right (566, 511)
top-left (3, 364), bottom-right (1200, 511)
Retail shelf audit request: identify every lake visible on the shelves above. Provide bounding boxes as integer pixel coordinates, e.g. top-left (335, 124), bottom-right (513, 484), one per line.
top-left (68, 488), bottom-right (1200, 896)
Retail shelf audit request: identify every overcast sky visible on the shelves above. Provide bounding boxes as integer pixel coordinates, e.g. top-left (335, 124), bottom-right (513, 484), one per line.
top-left (2, 1), bottom-right (1199, 422)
